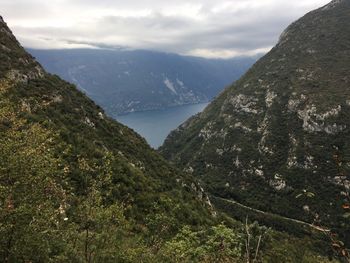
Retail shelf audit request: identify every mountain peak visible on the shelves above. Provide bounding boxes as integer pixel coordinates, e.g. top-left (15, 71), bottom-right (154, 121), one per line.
top-left (0, 15), bottom-right (44, 82)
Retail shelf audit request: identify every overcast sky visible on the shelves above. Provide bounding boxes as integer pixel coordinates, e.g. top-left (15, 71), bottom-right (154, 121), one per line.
top-left (1, 0), bottom-right (330, 58)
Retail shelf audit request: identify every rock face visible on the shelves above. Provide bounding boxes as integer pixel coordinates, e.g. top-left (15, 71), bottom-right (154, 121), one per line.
top-left (161, 0), bottom-right (350, 232)
top-left (0, 19), bottom-right (44, 82)
top-left (28, 48), bottom-right (258, 115)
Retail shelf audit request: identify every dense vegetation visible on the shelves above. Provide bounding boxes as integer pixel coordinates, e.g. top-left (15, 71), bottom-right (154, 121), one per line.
top-left (0, 16), bottom-right (218, 262)
top-left (161, 0), bottom-right (350, 249)
top-left (0, 2), bottom-right (346, 262)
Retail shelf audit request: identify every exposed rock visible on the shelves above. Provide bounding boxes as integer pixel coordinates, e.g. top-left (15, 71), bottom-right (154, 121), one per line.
top-left (52, 95), bottom-right (63, 103)
top-left (216, 148), bottom-right (224, 156)
top-left (160, 0), bottom-right (350, 232)
top-left (185, 166), bottom-right (194, 174)
top-left (234, 156), bottom-right (241, 168)
top-left (227, 94), bottom-right (259, 114)
top-left (331, 176), bottom-right (350, 190)
top-left (98, 112), bottom-right (104, 119)
top-left (287, 134), bottom-right (298, 168)
top-left (0, 43), bottom-right (11, 52)
top-left (84, 117), bottom-right (95, 128)
top-left (21, 100), bottom-right (31, 113)
top-left (255, 169), bottom-right (264, 177)
top-left (269, 174), bottom-right (287, 191)
top-left (303, 205), bottom-right (310, 213)
top-left (288, 98), bottom-right (302, 112)
top-left (297, 104), bottom-right (345, 134)
top-left (234, 122), bottom-right (253, 133)
top-left (265, 90), bottom-right (277, 108)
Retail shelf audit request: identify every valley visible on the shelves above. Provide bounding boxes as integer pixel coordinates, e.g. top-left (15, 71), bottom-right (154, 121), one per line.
top-left (114, 102), bottom-right (208, 148)
top-left (0, 0), bottom-right (349, 262)
top-left (29, 48), bottom-right (258, 115)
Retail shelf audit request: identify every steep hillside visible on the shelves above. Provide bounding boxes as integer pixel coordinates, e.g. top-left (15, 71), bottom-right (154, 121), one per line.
top-left (28, 48), bottom-right (257, 115)
top-left (0, 12), bottom-right (342, 263)
top-left (161, 0), bottom-right (350, 242)
top-left (0, 15), bottom-right (217, 262)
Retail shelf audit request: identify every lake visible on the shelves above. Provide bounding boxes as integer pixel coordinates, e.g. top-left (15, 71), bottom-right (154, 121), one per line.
top-left (113, 102), bottom-right (208, 148)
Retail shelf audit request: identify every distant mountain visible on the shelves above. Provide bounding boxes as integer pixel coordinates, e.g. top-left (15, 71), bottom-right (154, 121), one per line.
top-left (0, 7), bottom-right (340, 263)
top-left (28, 48), bottom-right (258, 115)
top-left (161, 0), bottom-right (350, 244)
top-left (0, 15), bottom-right (216, 261)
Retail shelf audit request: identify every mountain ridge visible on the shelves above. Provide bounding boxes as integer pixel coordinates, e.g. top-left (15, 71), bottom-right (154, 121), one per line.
top-left (0, 14), bottom-right (219, 262)
top-left (0, 6), bottom-right (346, 262)
top-left (28, 48), bottom-right (258, 115)
top-left (160, 0), bottom-right (350, 243)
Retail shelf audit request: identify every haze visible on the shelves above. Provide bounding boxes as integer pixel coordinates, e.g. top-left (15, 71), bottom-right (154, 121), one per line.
top-left (1, 0), bottom-right (330, 58)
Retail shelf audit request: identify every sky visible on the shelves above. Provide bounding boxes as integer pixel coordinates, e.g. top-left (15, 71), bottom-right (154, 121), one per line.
top-left (1, 0), bottom-right (330, 58)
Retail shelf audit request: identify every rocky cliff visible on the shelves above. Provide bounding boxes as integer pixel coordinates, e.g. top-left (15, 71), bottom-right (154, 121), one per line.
top-left (161, 0), bottom-right (350, 239)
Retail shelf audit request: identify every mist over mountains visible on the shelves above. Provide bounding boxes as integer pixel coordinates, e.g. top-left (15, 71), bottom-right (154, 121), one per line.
top-left (28, 48), bottom-right (258, 115)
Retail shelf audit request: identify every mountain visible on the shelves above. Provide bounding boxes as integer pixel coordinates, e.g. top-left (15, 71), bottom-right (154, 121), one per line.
top-left (0, 15), bottom-right (218, 262)
top-left (0, 11), bottom-right (342, 263)
top-left (161, 0), bottom-right (350, 243)
top-left (27, 48), bottom-right (258, 115)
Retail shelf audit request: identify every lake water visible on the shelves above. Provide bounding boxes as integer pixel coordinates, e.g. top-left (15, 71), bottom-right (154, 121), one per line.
top-left (114, 103), bottom-right (208, 148)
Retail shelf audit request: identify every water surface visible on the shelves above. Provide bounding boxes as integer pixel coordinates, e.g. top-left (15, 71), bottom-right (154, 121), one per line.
top-left (114, 103), bottom-right (208, 148)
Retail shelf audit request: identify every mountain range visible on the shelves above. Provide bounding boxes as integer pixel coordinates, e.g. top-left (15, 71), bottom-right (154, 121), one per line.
top-left (0, 15), bottom-right (217, 262)
top-left (28, 48), bottom-right (258, 115)
top-left (1, 0), bottom-right (349, 261)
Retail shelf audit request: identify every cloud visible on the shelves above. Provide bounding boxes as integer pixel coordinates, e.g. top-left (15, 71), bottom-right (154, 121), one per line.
top-left (1, 0), bottom-right (331, 58)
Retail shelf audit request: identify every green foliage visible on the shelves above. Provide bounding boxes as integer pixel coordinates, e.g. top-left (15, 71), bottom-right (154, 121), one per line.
top-left (0, 101), bottom-right (66, 261)
top-left (160, 0), bottom-right (350, 248)
top-left (161, 224), bottom-right (242, 262)
top-left (0, 19), bottom-right (214, 261)
top-left (0, 9), bottom-right (346, 262)
top-left (242, 220), bottom-right (271, 262)
top-left (262, 232), bottom-right (333, 263)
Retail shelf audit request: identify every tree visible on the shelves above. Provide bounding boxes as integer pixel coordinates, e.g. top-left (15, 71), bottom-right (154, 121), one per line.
top-left (0, 110), bottom-right (67, 262)
top-left (162, 224), bottom-right (243, 262)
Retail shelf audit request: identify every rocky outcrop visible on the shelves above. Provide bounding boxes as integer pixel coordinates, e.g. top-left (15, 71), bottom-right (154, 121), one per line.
top-left (160, 0), bottom-right (350, 231)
